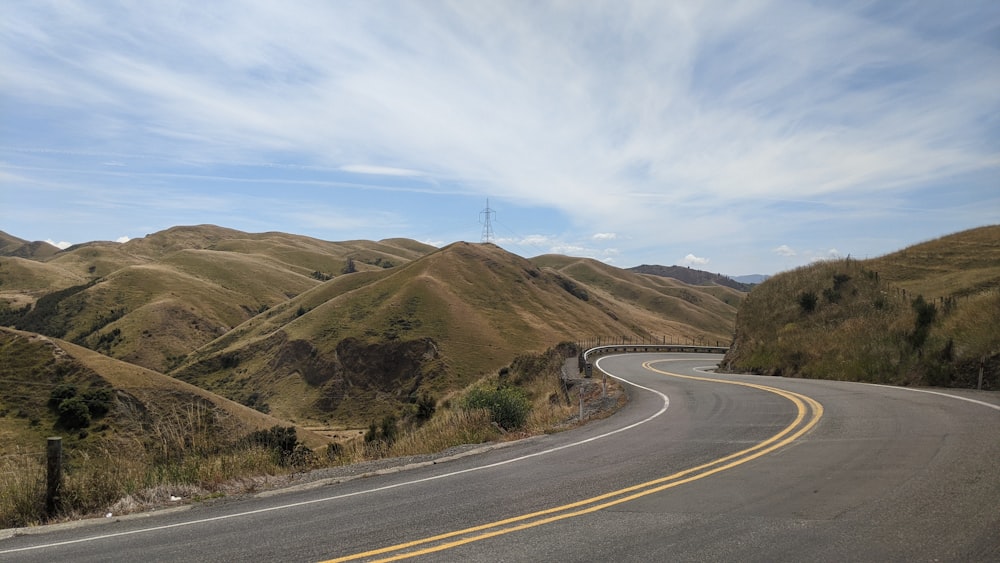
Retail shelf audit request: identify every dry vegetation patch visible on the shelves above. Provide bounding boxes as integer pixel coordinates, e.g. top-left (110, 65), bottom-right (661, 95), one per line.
top-left (723, 227), bottom-right (1000, 388)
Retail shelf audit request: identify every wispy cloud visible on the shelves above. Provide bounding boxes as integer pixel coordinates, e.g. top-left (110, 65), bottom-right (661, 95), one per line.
top-left (773, 245), bottom-right (797, 258)
top-left (2, 1), bottom-right (996, 273)
top-left (340, 165), bottom-right (424, 177)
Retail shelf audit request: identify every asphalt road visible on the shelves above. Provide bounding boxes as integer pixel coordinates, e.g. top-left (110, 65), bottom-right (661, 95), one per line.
top-left (2, 353), bottom-right (998, 562)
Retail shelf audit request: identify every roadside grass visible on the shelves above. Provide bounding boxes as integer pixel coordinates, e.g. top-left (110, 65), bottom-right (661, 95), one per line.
top-left (0, 438), bottom-right (313, 529)
top-left (1, 344), bottom-right (587, 529)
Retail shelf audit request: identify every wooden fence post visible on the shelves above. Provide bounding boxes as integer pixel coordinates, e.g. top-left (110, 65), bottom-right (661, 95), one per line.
top-left (46, 437), bottom-right (62, 516)
top-left (979, 357), bottom-right (985, 391)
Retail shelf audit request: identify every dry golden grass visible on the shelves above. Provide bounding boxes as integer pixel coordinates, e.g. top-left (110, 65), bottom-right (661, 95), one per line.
top-left (724, 226), bottom-right (1000, 388)
top-left (172, 241), bottom-right (739, 429)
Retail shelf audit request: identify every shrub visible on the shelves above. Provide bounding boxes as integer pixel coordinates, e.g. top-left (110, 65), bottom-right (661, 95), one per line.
top-left (57, 396), bottom-right (91, 430)
top-left (798, 291), bottom-right (818, 313)
top-left (909, 295), bottom-right (937, 350)
top-left (81, 387), bottom-right (114, 417)
top-left (415, 394), bottom-right (436, 423)
top-left (243, 426), bottom-right (299, 465)
top-left (49, 384), bottom-right (78, 407)
top-left (365, 414), bottom-right (399, 445)
top-left (463, 386), bottom-right (530, 431)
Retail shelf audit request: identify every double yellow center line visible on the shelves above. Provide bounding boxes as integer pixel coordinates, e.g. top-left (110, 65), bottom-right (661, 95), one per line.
top-left (324, 362), bottom-right (823, 562)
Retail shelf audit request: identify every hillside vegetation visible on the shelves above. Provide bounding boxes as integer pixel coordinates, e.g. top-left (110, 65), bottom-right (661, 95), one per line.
top-left (173, 242), bottom-right (739, 427)
top-left (722, 226), bottom-right (1000, 388)
top-left (0, 327), bottom-right (332, 527)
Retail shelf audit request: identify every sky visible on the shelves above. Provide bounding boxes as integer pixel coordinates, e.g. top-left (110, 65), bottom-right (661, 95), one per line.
top-left (2, 1), bottom-right (998, 276)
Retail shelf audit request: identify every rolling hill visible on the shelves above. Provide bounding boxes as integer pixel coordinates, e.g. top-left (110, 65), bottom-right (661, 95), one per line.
top-left (0, 327), bottom-right (330, 452)
top-left (0, 231), bottom-right (62, 260)
top-left (2, 224), bottom-right (741, 434)
top-left (721, 225), bottom-right (1000, 388)
top-left (1, 225), bottom-right (436, 373)
top-left (172, 242), bottom-right (740, 426)
top-left (627, 264), bottom-right (751, 291)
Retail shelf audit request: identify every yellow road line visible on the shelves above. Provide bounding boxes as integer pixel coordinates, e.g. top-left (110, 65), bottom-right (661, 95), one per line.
top-left (322, 363), bottom-right (823, 563)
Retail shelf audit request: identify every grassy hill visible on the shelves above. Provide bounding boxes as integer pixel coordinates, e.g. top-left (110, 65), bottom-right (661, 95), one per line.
top-left (0, 231), bottom-right (61, 260)
top-left (2, 225), bottom-right (739, 430)
top-left (0, 327), bottom-right (327, 449)
top-left (0, 326), bottom-right (336, 527)
top-left (627, 264), bottom-right (751, 291)
top-left (535, 255), bottom-right (743, 343)
top-left (173, 242), bottom-right (741, 427)
top-left (0, 225), bottom-right (436, 373)
top-left (722, 226), bottom-right (1000, 388)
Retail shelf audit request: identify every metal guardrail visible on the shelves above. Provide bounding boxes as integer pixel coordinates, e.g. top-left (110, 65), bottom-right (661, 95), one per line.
top-left (580, 344), bottom-right (729, 378)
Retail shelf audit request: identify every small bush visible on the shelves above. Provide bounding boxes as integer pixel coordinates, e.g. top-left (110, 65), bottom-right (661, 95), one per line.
top-left (49, 384), bottom-right (78, 407)
top-left (81, 388), bottom-right (114, 418)
top-left (365, 414), bottom-right (399, 445)
top-left (463, 386), bottom-right (530, 431)
top-left (415, 394), bottom-right (436, 423)
top-left (243, 426), bottom-right (299, 465)
top-left (57, 397), bottom-right (91, 430)
top-left (798, 291), bottom-right (818, 313)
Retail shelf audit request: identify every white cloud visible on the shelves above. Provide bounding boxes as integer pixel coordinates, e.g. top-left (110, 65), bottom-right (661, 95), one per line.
top-left (44, 239), bottom-right (72, 250)
top-left (810, 248), bottom-right (843, 262)
top-left (115, 236), bottom-right (130, 243)
top-left (592, 232), bottom-right (617, 241)
top-left (773, 245), bottom-right (797, 257)
top-left (681, 253), bottom-right (710, 266)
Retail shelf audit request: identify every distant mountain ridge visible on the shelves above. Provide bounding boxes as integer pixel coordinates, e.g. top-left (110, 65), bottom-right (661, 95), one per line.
top-left (628, 264), bottom-right (751, 291)
top-left (733, 274), bottom-right (769, 285)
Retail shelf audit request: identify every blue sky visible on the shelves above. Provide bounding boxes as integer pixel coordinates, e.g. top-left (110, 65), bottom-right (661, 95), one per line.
top-left (2, 1), bottom-right (997, 276)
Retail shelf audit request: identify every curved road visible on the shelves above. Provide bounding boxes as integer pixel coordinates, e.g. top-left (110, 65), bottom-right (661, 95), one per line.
top-left (2, 353), bottom-right (998, 561)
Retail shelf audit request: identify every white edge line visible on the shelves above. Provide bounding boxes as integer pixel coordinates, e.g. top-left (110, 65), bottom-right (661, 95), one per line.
top-left (693, 366), bottom-right (1000, 413)
top-left (865, 383), bottom-right (1000, 412)
top-left (1, 356), bottom-right (670, 554)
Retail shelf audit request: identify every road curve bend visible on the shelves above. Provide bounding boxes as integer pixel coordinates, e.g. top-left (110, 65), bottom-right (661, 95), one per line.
top-left (2, 353), bottom-right (998, 561)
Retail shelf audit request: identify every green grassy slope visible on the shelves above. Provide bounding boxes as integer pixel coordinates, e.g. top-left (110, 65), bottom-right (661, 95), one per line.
top-left (722, 226), bottom-right (1000, 388)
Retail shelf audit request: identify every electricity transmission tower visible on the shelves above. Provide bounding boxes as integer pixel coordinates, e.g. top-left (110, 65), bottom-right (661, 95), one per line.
top-left (479, 199), bottom-right (496, 244)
